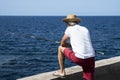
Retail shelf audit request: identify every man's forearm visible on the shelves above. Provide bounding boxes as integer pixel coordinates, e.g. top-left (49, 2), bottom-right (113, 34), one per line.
top-left (60, 34), bottom-right (70, 47)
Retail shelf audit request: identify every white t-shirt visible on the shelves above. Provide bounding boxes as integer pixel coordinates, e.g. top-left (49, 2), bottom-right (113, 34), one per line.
top-left (65, 25), bottom-right (95, 59)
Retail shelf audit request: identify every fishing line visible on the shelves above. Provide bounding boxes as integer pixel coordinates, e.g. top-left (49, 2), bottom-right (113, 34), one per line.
top-left (7, 31), bottom-right (60, 43)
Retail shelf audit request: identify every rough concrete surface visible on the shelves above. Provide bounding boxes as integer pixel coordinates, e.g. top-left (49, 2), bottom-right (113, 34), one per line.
top-left (51, 62), bottom-right (120, 80)
top-left (17, 56), bottom-right (120, 80)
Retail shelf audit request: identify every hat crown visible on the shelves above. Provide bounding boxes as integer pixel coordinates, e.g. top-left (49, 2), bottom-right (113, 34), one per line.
top-left (66, 14), bottom-right (77, 19)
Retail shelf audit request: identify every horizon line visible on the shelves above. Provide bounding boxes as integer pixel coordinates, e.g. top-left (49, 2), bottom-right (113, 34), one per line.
top-left (0, 15), bottom-right (120, 17)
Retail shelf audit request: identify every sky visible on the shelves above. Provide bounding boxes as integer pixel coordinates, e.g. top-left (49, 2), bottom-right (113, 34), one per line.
top-left (0, 0), bottom-right (120, 16)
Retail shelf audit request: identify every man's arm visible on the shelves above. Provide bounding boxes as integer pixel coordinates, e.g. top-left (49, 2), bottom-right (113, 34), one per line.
top-left (60, 34), bottom-right (71, 47)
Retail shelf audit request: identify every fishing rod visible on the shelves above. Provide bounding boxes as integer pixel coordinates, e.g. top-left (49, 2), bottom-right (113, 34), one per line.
top-left (8, 32), bottom-right (104, 55)
top-left (29, 35), bottom-right (105, 55)
top-left (28, 35), bottom-right (60, 43)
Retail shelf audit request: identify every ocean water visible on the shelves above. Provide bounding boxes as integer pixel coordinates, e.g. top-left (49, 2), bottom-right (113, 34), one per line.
top-left (0, 16), bottom-right (120, 80)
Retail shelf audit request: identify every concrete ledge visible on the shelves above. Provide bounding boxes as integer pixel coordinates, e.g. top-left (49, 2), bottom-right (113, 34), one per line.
top-left (17, 56), bottom-right (120, 80)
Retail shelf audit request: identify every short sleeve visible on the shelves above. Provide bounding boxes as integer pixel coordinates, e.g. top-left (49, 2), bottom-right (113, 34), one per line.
top-left (65, 27), bottom-right (70, 37)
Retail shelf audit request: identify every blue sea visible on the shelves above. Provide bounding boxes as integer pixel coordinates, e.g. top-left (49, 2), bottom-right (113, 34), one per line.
top-left (0, 16), bottom-right (120, 80)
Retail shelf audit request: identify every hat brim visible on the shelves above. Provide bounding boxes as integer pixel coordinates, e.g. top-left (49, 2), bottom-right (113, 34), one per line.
top-left (63, 18), bottom-right (81, 23)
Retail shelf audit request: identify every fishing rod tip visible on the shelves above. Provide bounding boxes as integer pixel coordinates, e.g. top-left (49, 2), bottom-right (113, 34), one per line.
top-left (97, 52), bottom-right (105, 55)
top-left (55, 41), bottom-right (60, 44)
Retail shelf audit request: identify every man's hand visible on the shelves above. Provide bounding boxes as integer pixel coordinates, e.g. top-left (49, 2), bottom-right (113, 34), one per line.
top-left (61, 42), bottom-right (71, 47)
top-left (61, 43), bottom-right (71, 47)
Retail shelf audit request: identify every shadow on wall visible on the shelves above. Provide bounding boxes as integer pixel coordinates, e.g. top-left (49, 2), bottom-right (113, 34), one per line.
top-left (51, 62), bottom-right (120, 80)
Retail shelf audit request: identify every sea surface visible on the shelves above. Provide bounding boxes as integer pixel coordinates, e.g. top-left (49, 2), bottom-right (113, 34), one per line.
top-left (0, 16), bottom-right (120, 80)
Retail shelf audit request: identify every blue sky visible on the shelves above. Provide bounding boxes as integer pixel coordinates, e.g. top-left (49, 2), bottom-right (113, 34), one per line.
top-left (0, 0), bottom-right (120, 16)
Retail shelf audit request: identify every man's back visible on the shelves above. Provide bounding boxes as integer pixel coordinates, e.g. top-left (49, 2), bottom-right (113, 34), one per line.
top-left (65, 25), bottom-right (95, 59)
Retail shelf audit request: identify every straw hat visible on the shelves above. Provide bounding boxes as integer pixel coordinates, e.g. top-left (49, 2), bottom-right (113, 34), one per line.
top-left (63, 14), bottom-right (81, 23)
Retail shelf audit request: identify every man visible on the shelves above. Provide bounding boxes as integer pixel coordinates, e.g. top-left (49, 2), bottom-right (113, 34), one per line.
top-left (53, 14), bottom-right (95, 80)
